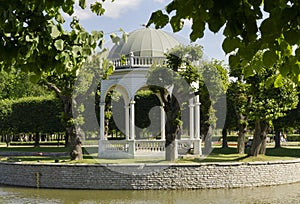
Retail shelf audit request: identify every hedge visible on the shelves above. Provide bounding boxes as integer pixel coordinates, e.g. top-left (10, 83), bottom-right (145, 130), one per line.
top-left (0, 96), bottom-right (64, 136)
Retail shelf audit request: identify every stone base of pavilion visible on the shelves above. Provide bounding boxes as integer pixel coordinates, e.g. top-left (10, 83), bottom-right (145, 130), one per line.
top-left (98, 139), bottom-right (202, 159)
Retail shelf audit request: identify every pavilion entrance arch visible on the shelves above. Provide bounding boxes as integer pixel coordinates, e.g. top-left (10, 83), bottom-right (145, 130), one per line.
top-left (100, 83), bottom-right (130, 140)
top-left (98, 69), bottom-right (163, 158)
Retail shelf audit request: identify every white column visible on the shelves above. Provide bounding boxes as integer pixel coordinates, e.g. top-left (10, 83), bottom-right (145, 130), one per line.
top-left (99, 102), bottom-right (106, 140)
top-left (160, 105), bottom-right (165, 140)
top-left (194, 95), bottom-right (201, 140)
top-left (189, 98), bottom-right (194, 140)
top-left (129, 52), bottom-right (134, 67)
top-left (129, 100), bottom-right (135, 140)
top-left (125, 105), bottom-right (130, 140)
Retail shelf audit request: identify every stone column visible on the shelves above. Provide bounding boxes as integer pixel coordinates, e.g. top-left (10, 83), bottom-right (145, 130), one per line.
top-left (189, 98), bottom-right (194, 140)
top-left (129, 100), bottom-right (135, 140)
top-left (194, 95), bottom-right (202, 155)
top-left (99, 102), bottom-right (106, 140)
top-left (129, 52), bottom-right (134, 67)
top-left (194, 95), bottom-right (201, 140)
top-left (125, 105), bottom-right (130, 140)
top-left (160, 105), bottom-right (165, 140)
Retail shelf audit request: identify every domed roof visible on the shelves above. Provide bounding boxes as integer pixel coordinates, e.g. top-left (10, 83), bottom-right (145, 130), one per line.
top-left (108, 27), bottom-right (181, 58)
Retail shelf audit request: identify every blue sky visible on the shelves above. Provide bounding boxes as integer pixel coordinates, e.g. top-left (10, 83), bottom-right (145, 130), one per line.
top-left (67, 0), bottom-right (227, 63)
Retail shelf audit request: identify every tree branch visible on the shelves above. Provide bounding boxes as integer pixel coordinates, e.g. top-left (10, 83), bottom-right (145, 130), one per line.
top-left (44, 80), bottom-right (62, 99)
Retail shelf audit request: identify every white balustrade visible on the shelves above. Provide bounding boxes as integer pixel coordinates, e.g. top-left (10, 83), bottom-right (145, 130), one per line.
top-left (112, 56), bottom-right (166, 69)
top-left (100, 140), bottom-right (129, 152)
top-left (99, 139), bottom-right (201, 158)
top-left (135, 140), bottom-right (165, 152)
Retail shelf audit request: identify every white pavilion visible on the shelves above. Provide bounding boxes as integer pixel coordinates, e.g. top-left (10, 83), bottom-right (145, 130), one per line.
top-left (98, 27), bottom-right (201, 159)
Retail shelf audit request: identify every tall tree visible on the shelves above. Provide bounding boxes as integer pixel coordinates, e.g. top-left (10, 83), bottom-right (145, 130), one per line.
top-left (201, 60), bottom-right (228, 154)
top-left (226, 81), bottom-right (249, 154)
top-left (147, 45), bottom-right (203, 161)
top-left (147, 0), bottom-right (300, 84)
top-left (0, 1), bottom-right (110, 160)
top-left (72, 51), bottom-right (114, 139)
top-left (243, 53), bottom-right (298, 156)
top-left (147, 45), bottom-right (227, 160)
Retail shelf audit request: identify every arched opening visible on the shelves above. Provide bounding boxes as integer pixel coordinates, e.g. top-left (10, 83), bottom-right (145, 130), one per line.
top-left (134, 89), bottom-right (161, 140)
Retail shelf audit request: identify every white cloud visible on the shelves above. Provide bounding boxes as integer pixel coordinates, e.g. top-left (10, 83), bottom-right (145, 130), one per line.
top-left (65, 0), bottom-right (142, 20)
top-left (64, 0), bottom-right (168, 20)
top-left (102, 0), bottom-right (142, 19)
top-left (72, 8), bottom-right (93, 20)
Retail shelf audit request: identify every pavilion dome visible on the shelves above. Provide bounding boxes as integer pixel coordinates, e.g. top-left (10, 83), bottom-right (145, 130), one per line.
top-left (108, 27), bottom-right (181, 58)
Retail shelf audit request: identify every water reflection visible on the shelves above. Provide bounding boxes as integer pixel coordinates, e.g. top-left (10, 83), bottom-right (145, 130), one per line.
top-left (1, 182), bottom-right (300, 204)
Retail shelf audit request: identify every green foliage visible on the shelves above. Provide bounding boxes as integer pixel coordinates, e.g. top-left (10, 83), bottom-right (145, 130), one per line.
top-left (274, 93), bottom-right (300, 130)
top-left (90, 2), bottom-right (106, 16)
top-left (246, 59), bottom-right (298, 123)
top-left (0, 69), bottom-right (51, 100)
top-left (71, 51), bottom-right (115, 134)
top-left (147, 44), bottom-right (229, 138)
top-left (0, 1), bottom-right (105, 79)
top-left (229, 51), bottom-right (298, 132)
top-left (225, 82), bottom-right (249, 130)
top-left (0, 0), bottom-right (114, 158)
top-left (134, 90), bottom-right (161, 129)
top-left (0, 96), bottom-right (64, 135)
top-left (148, 0), bottom-right (300, 84)
top-left (0, 99), bottom-right (13, 133)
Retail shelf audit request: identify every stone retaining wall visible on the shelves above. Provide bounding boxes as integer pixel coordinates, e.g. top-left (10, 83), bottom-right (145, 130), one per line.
top-left (1, 159), bottom-right (300, 189)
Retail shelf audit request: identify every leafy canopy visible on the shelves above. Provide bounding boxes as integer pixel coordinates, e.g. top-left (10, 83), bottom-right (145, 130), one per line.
top-left (147, 0), bottom-right (300, 84)
top-left (0, 0), bottom-right (109, 79)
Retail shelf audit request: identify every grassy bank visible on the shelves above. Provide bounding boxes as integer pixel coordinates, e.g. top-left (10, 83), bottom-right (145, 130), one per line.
top-left (180, 146), bottom-right (300, 163)
top-left (0, 144), bottom-right (299, 164)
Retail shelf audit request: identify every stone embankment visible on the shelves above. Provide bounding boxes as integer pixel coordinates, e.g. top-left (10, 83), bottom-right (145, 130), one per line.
top-left (0, 159), bottom-right (300, 189)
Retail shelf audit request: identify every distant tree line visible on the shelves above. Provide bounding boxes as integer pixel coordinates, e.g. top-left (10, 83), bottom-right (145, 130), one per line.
top-left (0, 96), bottom-right (64, 146)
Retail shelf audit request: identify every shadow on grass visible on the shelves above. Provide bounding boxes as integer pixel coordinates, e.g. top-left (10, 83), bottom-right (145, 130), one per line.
top-left (0, 146), bottom-right (69, 152)
top-left (2, 156), bottom-right (70, 163)
top-left (178, 147), bottom-right (248, 163)
top-left (82, 147), bottom-right (98, 154)
top-left (1, 146), bottom-right (300, 164)
top-left (266, 147), bottom-right (300, 158)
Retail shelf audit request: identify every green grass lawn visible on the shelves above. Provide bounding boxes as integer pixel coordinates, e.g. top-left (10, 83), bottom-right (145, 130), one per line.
top-left (179, 146), bottom-right (300, 163)
top-left (0, 143), bottom-right (299, 164)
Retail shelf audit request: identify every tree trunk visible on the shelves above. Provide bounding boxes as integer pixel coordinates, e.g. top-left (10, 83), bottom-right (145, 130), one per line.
top-left (222, 128), bottom-right (228, 148)
top-left (274, 129), bottom-right (281, 148)
top-left (46, 81), bottom-right (83, 160)
top-left (63, 96), bottom-right (83, 160)
top-left (34, 132), bottom-right (40, 147)
top-left (65, 131), bottom-right (69, 147)
top-left (164, 96), bottom-right (180, 162)
top-left (70, 128), bottom-right (83, 160)
top-left (259, 124), bottom-right (268, 154)
top-left (249, 119), bottom-right (269, 156)
top-left (237, 124), bottom-right (246, 154)
top-left (237, 114), bottom-right (247, 154)
top-left (5, 135), bottom-right (11, 147)
top-left (165, 140), bottom-right (177, 161)
top-left (204, 125), bottom-right (213, 155)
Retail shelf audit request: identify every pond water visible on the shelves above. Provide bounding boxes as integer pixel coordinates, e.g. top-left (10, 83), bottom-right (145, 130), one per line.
top-left (1, 182), bottom-right (300, 204)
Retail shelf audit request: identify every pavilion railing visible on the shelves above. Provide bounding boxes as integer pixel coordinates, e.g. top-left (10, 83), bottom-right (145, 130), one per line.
top-left (112, 56), bottom-right (166, 69)
top-left (98, 139), bottom-right (201, 158)
top-left (99, 140), bottom-right (130, 152)
top-left (135, 140), bottom-right (165, 152)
